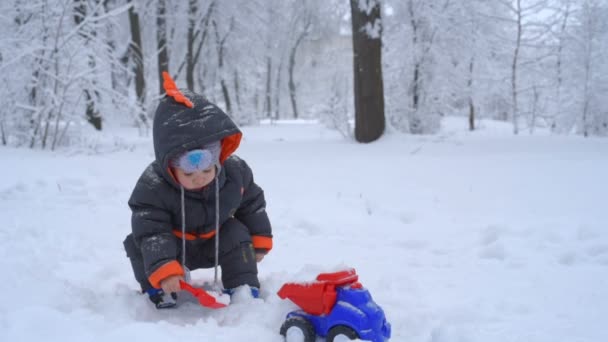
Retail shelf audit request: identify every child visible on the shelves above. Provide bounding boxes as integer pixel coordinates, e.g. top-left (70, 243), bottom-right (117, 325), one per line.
top-left (123, 73), bottom-right (272, 309)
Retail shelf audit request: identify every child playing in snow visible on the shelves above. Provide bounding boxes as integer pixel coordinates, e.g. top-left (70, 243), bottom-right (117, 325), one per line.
top-left (123, 73), bottom-right (272, 309)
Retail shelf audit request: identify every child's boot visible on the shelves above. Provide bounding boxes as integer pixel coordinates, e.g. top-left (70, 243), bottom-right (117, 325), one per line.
top-left (223, 285), bottom-right (260, 301)
top-left (146, 288), bottom-right (177, 309)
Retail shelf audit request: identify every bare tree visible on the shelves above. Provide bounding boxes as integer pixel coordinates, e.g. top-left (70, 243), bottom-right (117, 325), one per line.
top-left (0, 120), bottom-right (6, 146)
top-left (494, 0), bottom-right (556, 134)
top-left (553, 0), bottom-right (571, 131)
top-left (185, 0), bottom-right (198, 91)
top-left (103, 0), bottom-right (124, 93)
top-left (548, 0), bottom-right (608, 135)
top-left (260, 0), bottom-right (289, 121)
top-left (233, 70), bottom-right (241, 112)
top-left (0, 0), bottom-right (134, 148)
top-left (407, 0), bottom-right (426, 115)
top-left (183, 0), bottom-right (215, 91)
top-left (350, 0), bottom-right (385, 143)
top-left (127, 0), bottom-right (146, 121)
top-left (388, 0), bottom-right (445, 134)
top-left (468, 57), bottom-right (476, 131)
top-left (511, 0), bottom-right (523, 134)
top-left (3, 0), bottom-right (608, 148)
top-left (263, 57), bottom-right (272, 118)
top-left (287, 9), bottom-right (312, 119)
top-left (575, 0), bottom-right (605, 137)
top-left (73, 0), bottom-right (102, 131)
top-left (156, 0), bottom-right (169, 95)
top-left (274, 57), bottom-right (283, 120)
top-left (212, 16), bottom-right (235, 115)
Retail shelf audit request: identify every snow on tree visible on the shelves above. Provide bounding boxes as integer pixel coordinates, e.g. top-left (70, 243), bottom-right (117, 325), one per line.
top-left (0, 0), bottom-right (607, 149)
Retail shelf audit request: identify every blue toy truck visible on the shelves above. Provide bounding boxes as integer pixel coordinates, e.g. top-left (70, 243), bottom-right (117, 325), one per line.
top-left (278, 269), bottom-right (391, 342)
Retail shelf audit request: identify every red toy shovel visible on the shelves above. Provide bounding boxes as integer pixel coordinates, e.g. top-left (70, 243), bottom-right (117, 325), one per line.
top-left (179, 280), bottom-right (230, 309)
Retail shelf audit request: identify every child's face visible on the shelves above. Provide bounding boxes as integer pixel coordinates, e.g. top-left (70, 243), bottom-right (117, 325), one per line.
top-left (173, 166), bottom-right (216, 190)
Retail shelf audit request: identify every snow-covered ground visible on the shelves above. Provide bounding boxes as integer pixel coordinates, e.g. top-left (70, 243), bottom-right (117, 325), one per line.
top-left (1, 118), bottom-right (607, 341)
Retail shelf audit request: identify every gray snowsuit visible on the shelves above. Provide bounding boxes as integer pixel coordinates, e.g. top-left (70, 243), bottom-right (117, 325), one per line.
top-left (123, 90), bottom-right (272, 292)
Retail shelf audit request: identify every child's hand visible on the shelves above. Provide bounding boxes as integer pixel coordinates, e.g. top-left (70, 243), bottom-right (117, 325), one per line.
top-left (160, 275), bottom-right (184, 294)
top-left (255, 252), bottom-right (265, 263)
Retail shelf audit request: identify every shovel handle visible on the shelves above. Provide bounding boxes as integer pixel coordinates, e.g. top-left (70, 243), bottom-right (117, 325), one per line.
top-left (179, 280), bottom-right (197, 293)
top-left (179, 280), bottom-right (228, 309)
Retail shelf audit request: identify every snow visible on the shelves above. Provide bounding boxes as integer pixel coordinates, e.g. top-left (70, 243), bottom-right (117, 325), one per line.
top-left (363, 19), bottom-right (382, 39)
top-left (358, 0), bottom-right (379, 16)
top-left (1, 117), bottom-right (608, 341)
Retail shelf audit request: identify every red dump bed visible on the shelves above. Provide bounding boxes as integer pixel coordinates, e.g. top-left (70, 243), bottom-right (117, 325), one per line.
top-left (277, 269), bottom-right (360, 315)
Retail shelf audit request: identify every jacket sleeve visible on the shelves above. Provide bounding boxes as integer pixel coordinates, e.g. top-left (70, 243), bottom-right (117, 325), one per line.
top-left (129, 169), bottom-right (184, 288)
top-left (233, 158), bottom-right (273, 253)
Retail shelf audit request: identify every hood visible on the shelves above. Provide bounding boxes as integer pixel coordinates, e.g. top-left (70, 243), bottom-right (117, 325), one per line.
top-left (152, 90), bottom-right (242, 188)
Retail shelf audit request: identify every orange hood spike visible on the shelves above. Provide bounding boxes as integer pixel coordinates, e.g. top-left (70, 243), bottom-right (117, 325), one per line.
top-left (162, 71), bottom-right (194, 108)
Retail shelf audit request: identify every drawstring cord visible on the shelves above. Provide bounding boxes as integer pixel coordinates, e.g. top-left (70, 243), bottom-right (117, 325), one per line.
top-left (213, 167), bottom-right (221, 290)
top-left (180, 185), bottom-right (188, 280)
top-left (179, 167), bottom-right (221, 290)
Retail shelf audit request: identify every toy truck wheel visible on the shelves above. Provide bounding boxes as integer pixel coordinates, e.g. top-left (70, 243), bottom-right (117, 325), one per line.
top-left (327, 325), bottom-right (359, 341)
top-left (279, 317), bottom-right (316, 342)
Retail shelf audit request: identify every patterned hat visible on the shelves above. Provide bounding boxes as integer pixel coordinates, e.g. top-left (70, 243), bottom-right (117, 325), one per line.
top-left (170, 141), bottom-right (221, 172)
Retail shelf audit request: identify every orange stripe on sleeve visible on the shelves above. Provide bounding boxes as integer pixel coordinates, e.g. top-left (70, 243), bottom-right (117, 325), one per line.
top-left (252, 235), bottom-right (273, 251)
top-left (148, 260), bottom-right (184, 289)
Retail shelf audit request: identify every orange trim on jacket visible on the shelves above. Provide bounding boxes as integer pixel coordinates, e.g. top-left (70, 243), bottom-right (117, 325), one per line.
top-left (220, 133), bottom-right (242, 163)
top-left (167, 167), bottom-right (178, 183)
top-left (252, 235), bottom-right (273, 251)
top-left (172, 229), bottom-right (216, 240)
top-left (148, 260), bottom-right (184, 289)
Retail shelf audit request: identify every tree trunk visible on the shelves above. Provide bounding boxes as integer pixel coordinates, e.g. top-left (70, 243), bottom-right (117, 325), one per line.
top-left (128, 0), bottom-right (147, 125)
top-left (220, 81), bottom-right (232, 115)
top-left (350, 0), bottom-right (385, 143)
top-left (264, 57), bottom-right (272, 118)
top-left (511, 0), bottom-right (522, 135)
top-left (30, 108), bottom-right (43, 149)
top-left (413, 62), bottom-right (420, 111)
top-left (408, 0), bottom-right (420, 116)
top-left (264, 56), bottom-right (272, 118)
top-left (213, 18), bottom-right (234, 115)
top-left (184, 0), bottom-right (215, 92)
top-left (84, 89), bottom-right (102, 130)
top-left (0, 119), bottom-right (6, 145)
top-left (128, 2), bottom-right (145, 103)
top-left (156, 0), bottom-right (169, 95)
top-left (288, 22), bottom-right (309, 119)
top-left (186, 0), bottom-right (197, 91)
top-left (274, 59), bottom-right (283, 120)
top-left (234, 70), bottom-right (241, 112)
top-left (530, 85), bottom-right (539, 134)
top-left (582, 54), bottom-right (591, 137)
top-left (468, 57), bottom-right (475, 131)
top-left (74, 0), bottom-right (102, 130)
top-left (554, 4), bottom-right (570, 132)
top-left (103, 0), bottom-right (120, 93)
top-left (407, 0), bottom-right (421, 113)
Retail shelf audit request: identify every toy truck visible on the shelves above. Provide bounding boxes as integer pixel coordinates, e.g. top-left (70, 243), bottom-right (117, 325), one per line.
top-left (278, 269), bottom-right (391, 342)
